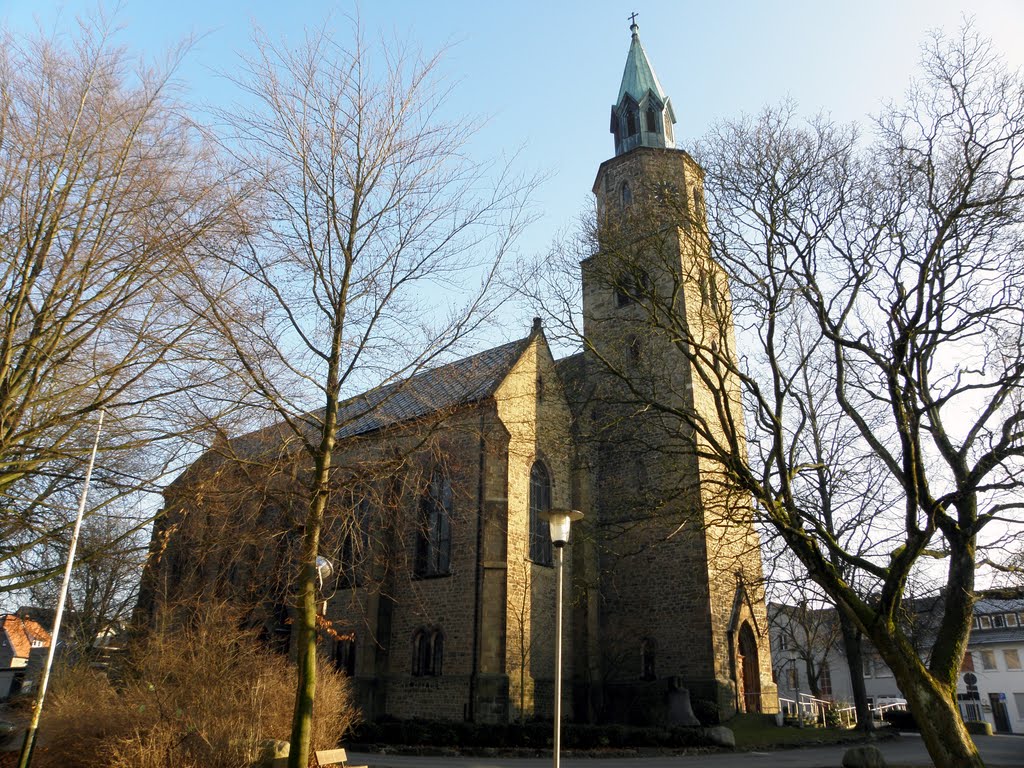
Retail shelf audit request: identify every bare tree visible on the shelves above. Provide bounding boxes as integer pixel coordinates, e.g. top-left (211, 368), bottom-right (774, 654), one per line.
top-left (28, 510), bottom-right (147, 659)
top-left (191, 20), bottom-right (536, 767)
top-left (767, 559), bottom-right (843, 701)
top-left (0, 17), bottom-right (242, 595)
top-left (529, 24), bottom-right (1023, 768)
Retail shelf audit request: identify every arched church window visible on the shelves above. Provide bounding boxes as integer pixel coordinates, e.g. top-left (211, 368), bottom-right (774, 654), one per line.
top-left (621, 181), bottom-right (632, 207)
top-left (641, 637), bottom-right (657, 680)
top-left (414, 468), bottom-right (452, 577)
top-left (529, 461), bottom-right (552, 566)
top-left (412, 627), bottom-right (444, 676)
top-left (646, 106), bottom-right (658, 133)
top-left (337, 489), bottom-right (372, 588)
top-left (333, 633), bottom-right (356, 677)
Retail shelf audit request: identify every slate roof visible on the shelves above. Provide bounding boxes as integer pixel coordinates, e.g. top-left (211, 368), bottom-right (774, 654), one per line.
top-left (974, 596), bottom-right (1024, 614)
top-left (0, 615), bottom-right (50, 660)
top-left (220, 334), bottom-right (534, 463)
top-left (969, 627), bottom-right (1024, 645)
top-left (333, 336), bottom-right (532, 439)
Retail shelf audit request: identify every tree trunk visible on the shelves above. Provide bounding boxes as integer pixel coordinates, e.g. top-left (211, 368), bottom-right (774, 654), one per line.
top-left (288, 552), bottom-right (319, 768)
top-left (838, 616), bottom-right (871, 730)
top-left (898, 669), bottom-right (984, 768)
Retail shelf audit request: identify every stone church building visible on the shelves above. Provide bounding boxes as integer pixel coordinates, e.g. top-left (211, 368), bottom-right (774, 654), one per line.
top-left (139, 22), bottom-right (778, 725)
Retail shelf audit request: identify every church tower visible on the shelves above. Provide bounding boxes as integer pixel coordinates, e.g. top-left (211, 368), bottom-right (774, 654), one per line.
top-left (573, 19), bottom-right (777, 720)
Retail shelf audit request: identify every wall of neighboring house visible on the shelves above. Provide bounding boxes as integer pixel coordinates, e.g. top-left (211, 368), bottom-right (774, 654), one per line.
top-left (769, 599), bottom-right (1024, 733)
top-left (955, 605), bottom-right (1024, 733)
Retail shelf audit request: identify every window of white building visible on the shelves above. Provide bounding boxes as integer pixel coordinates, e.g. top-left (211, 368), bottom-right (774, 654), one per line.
top-left (787, 666), bottom-right (800, 690)
top-left (980, 649), bottom-right (998, 670)
top-left (1004, 649), bottom-right (1021, 671)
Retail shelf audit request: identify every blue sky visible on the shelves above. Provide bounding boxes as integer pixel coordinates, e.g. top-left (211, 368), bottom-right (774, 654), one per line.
top-left (3, 1), bottom-right (1024, 338)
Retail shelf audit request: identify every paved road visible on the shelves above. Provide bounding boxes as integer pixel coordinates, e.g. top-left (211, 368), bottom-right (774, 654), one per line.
top-left (350, 733), bottom-right (1024, 767)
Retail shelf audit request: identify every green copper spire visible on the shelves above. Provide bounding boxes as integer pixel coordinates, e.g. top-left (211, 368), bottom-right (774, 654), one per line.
top-left (610, 17), bottom-right (676, 156)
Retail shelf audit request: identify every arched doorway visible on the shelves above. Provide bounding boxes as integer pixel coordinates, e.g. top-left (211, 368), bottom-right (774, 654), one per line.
top-left (738, 622), bottom-right (761, 713)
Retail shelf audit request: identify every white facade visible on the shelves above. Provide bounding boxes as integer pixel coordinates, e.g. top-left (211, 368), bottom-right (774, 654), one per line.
top-left (769, 594), bottom-right (1024, 733)
top-left (955, 598), bottom-right (1024, 733)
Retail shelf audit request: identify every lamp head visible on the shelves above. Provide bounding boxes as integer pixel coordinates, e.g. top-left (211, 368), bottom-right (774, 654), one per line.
top-left (543, 508), bottom-right (584, 547)
top-left (315, 556), bottom-right (334, 585)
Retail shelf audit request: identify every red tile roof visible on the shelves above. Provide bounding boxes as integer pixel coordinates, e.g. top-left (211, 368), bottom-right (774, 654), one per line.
top-left (1, 614), bottom-right (51, 660)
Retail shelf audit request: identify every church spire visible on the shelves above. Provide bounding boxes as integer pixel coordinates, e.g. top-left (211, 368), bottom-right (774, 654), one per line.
top-left (610, 16), bottom-right (676, 156)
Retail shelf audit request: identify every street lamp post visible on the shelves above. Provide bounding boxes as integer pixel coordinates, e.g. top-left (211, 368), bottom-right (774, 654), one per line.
top-left (543, 508), bottom-right (583, 768)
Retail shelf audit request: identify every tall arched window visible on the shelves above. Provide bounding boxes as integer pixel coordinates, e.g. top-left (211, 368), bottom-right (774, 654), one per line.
top-left (646, 106), bottom-right (658, 133)
top-left (414, 469), bottom-right (452, 577)
top-left (333, 634), bottom-right (356, 677)
top-left (621, 181), bottom-right (632, 207)
top-left (529, 461), bottom-right (552, 566)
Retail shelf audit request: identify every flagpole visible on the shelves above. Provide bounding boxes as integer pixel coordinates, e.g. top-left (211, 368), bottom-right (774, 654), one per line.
top-left (17, 409), bottom-right (104, 768)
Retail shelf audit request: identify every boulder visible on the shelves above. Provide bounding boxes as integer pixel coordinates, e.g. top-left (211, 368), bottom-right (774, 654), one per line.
top-left (255, 739), bottom-right (289, 768)
top-left (704, 725), bottom-right (735, 748)
top-left (842, 744), bottom-right (887, 768)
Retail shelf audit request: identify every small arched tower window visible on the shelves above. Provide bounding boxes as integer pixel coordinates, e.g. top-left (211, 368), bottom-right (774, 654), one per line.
top-left (529, 461), bottom-right (552, 565)
top-left (626, 109), bottom-right (638, 137)
top-left (646, 106), bottom-right (658, 133)
top-left (621, 182), bottom-right (632, 207)
top-left (641, 637), bottom-right (657, 680)
top-left (693, 186), bottom-right (705, 220)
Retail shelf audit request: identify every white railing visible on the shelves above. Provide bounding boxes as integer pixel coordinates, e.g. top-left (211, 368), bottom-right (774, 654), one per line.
top-left (778, 693), bottom-right (873, 728)
top-left (869, 700), bottom-right (907, 724)
top-left (779, 695), bottom-right (908, 729)
top-left (778, 693), bottom-right (833, 726)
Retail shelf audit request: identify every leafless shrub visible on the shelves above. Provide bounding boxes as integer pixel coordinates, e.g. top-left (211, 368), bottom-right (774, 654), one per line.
top-left (40, 603), bottom-right (358, 768)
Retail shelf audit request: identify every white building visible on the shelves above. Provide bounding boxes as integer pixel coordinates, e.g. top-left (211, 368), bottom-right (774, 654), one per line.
top-left (769, 590), bottom-right (1024, 733)
top-left (955, 596), bottom-right (1024, 733)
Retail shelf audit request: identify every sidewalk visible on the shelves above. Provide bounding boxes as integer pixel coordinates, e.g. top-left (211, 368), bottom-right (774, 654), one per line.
top-left (349, 732), bottom-right (1024, 767)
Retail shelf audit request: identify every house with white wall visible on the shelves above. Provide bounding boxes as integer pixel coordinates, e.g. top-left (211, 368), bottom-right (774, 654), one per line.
top-left (0, 613), bottom-right (51, 699)
top-left (769, 589), bottom-right (1024, 733)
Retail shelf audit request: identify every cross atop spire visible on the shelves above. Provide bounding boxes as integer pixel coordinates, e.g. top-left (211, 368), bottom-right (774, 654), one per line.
top-left (628, 11), bottom-right (639, 29)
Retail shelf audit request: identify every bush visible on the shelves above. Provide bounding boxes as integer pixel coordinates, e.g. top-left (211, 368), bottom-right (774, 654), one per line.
top-left (965, 720), bottom-right (993, 736)
top-left (691, 698), bottom-right (721, 726)
top-left (39, 603), bottom-right (359, 768)
top-left (881, 708), bottom-right (918, 731)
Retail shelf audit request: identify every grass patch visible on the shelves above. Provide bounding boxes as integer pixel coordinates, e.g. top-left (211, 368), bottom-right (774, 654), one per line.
top-left (727, 713), bottom-right (862, 749)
